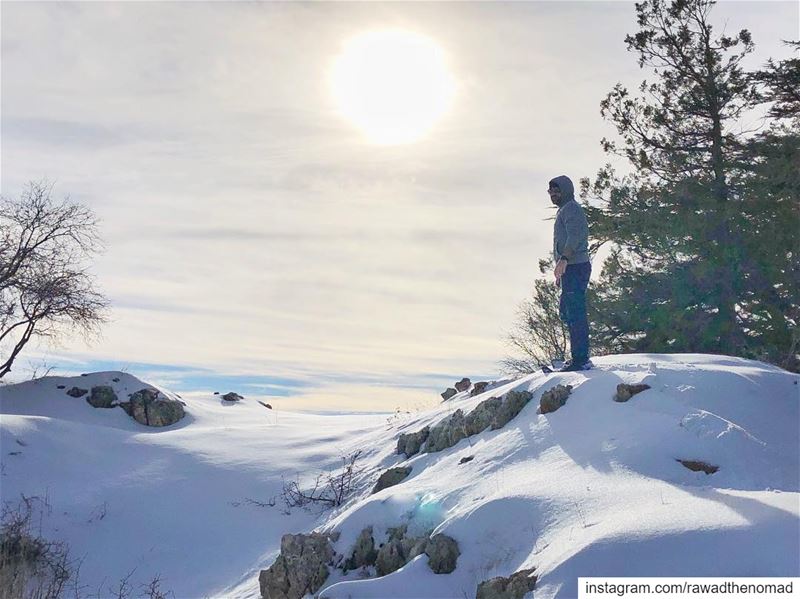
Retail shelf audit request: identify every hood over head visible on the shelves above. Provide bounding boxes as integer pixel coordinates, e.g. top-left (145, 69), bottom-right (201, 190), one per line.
top-left (548, 175), bottom-right (575, 206)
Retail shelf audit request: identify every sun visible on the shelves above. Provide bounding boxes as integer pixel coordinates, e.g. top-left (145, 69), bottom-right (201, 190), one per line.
top-left (329, 30), bottom-right (457, 145)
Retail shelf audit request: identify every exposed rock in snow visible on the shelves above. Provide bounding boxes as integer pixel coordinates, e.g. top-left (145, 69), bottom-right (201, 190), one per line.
top-left (614, 382), bottom-right (651, 402)
top-left (470, 381), bottom-right (489, 396)
top-left (539, 384), bottom-right (572, 414)
top-left (476, 567), bottom-right (537, 599)
top-left (676, 459), bottom-right (719, 474)
top-left (424, 533), bottom-right (460, 574)
top-left (123, 388), bottom-right (185, 427)
top-left (259, 532), bottom-right (337, 599)
top-left (465, 396), bottom-right (502, 434)
top-left (372, 467), bottom-right (412, 494)
top-left (342, 527), bottom-right (376, 572)
top-left (423, 409), bottom-right (468, 453)
top-left (86, 385), bottom-right (118, 408)
top-left (454, 378), bottom-right (471, 392)
top-left (397, 426), bottom-right (430, 457)
top-left (440, 387), bottom-right (457, 401)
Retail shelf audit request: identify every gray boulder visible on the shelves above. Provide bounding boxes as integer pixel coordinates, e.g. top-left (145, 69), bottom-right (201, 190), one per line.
top-left (476, 567), bottom-right (537, 599)
top-left (440, 387), bottom-right (458, 401)
top-left (539, 385), bottom-right (572, 414)
top-left (614, 383), bottom-right (651, 402)
top-left (470, 381), bottom-right (489, 397)
top-left (87, 385), bottom-right (118, 408)
top-left (343, 527), bottom-right (376, 572)
top-left (222, 392), bottom-right (244, 402)
top-left (425, 534), bottom-right (460, 574)
top-left (375, 526), bottom-right (411, 577)
top-left (465, 397), bottom-right (502, 435)
top-left (125, 388), bottom-right (185, 427)
top-left (372, 466), bottom-right (412, 494)
top-left (66, 387), bottom-right (88, 398)
top-left (454, 378), bottom-right (471, 392)
top-left (375, 526), bottom-right (429, 576)
top-left (402, 536), bottom-right (428, 564)
top-left (376, 538), bottom-right (405, 576)
top-left (492, 390), bottom-right (534, 429)
top-left (259, 533), bottom-right (335, 599)
top-left (397, 426), bottom-right (430, 457)
top-left (424, 410), bottom-right (467, 453)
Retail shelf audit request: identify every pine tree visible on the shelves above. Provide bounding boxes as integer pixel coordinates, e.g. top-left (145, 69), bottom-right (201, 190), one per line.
top-left (582, 0), bottom-right (798, 368)
top-left (735, 43), bottom-right (800, 369)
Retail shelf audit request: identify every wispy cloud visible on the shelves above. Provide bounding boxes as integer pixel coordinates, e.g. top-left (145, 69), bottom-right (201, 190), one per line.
top-left (2, 1), bottom-right (796, 409)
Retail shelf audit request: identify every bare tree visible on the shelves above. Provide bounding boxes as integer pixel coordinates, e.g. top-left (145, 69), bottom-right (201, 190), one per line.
top-left (0, 180), bottom-right (109, 378)
top-left (500, 260), bottom-right (569, 375)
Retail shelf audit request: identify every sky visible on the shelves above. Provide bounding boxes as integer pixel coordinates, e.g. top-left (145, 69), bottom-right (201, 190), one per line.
top-left (1, 1), bottom-right (797, 411)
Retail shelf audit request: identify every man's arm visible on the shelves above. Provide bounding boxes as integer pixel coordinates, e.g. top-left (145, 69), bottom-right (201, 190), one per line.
top-left (559, 202), bottom-right (588, 262)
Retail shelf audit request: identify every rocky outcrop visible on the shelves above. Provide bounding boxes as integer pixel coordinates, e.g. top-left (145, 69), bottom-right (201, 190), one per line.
top-left (614, 383), bottom-right (651, 402)
top-left (476, 567), bottom-right (537, 599)
top-left (492, 390), bottom-right (534, 429)
top-left (459, 456), bottom-right (474, 464)
top-left (259, 533), bottom-right (337, 599)
top-left (540, 384), bottom-right (572, 414)
top-left (343, 527), bottom-right (376, 572)
top-left (376, 527), bottom-right (428, 576)
top-left (374, 526), bottom-right (459, 576)
top-left (86, 385), bottom-right (118, 408)
top-left (676, 459), bottom-right (718, 474)
top-left (465, 397), bottom-right (502, 435)
top-left (399, 390), bottom-right (535, 458)
top-left (441, 387), bottom-right (457, 401)
top-left (66, 387), bottom-right (88, 398)
top-left (123, 388), bottom-right (185, 427)
top-left (470, 381), bottom-right (489, 397)
top-left (397, 427), bottom-right (430, 457)
top-left (222, 392), bottom-right (244, 402)
top-left (372, 467), bottom-right (412, 494)
top-left (424, 410), bottom-right (467, 453)
top-left (454, 378), bottom-right (471, 392)
top-left (425, 534), bottom-right (460, 574)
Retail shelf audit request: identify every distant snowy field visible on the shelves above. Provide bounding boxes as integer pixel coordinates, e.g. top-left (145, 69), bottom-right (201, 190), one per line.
top-left (1, 354), bottom-right (798, 598)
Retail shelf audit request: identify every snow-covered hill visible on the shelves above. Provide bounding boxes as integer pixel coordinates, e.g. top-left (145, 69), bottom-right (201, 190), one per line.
top-left (1, 354), bottom-right (798, 598)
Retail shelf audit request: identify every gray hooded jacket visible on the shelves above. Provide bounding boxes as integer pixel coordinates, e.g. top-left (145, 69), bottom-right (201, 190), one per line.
top-left (550, 175), bottom-right (590, 265)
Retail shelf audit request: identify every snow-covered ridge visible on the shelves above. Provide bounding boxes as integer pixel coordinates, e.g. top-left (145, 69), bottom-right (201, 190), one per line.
top-left (1, 354), bottom-right (798, 598)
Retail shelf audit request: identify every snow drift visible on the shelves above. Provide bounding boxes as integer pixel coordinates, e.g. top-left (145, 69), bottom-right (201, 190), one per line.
top-left (1, 354), bottom-right (797, 598)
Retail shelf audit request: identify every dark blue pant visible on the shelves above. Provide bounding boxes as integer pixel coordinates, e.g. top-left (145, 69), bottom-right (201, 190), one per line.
top-left (559, 261), bottom-right (591, 364)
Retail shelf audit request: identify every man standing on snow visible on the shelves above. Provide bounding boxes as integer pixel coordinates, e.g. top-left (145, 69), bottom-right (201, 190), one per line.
top-left (549, 175), bottom-right (592, 371)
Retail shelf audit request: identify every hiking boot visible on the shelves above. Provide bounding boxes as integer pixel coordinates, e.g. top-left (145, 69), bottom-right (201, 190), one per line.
top-left (560, 359), bottom-right (593, 372)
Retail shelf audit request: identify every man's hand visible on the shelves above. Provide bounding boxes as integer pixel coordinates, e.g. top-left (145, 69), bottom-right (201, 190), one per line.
top-left (554, 258), bottom-right (568, 286)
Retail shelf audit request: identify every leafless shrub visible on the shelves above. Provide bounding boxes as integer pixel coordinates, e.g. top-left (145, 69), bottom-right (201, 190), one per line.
top-left (139, 574), bottom-right (174, 599)
top-left (500, 260), bottom-right (569, 375)
top-left (230, 497), bottom-right (277, 508)
top-left (282, 450), bottom-right (364, 509)
top-left (26, 359), bottom-right (57, 380)
top-left (0, 494), bottom-right (72, 599)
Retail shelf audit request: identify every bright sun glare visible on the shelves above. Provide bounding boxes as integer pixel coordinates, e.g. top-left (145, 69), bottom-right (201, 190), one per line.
top-left (329, 30), bottom-right (457, 145)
